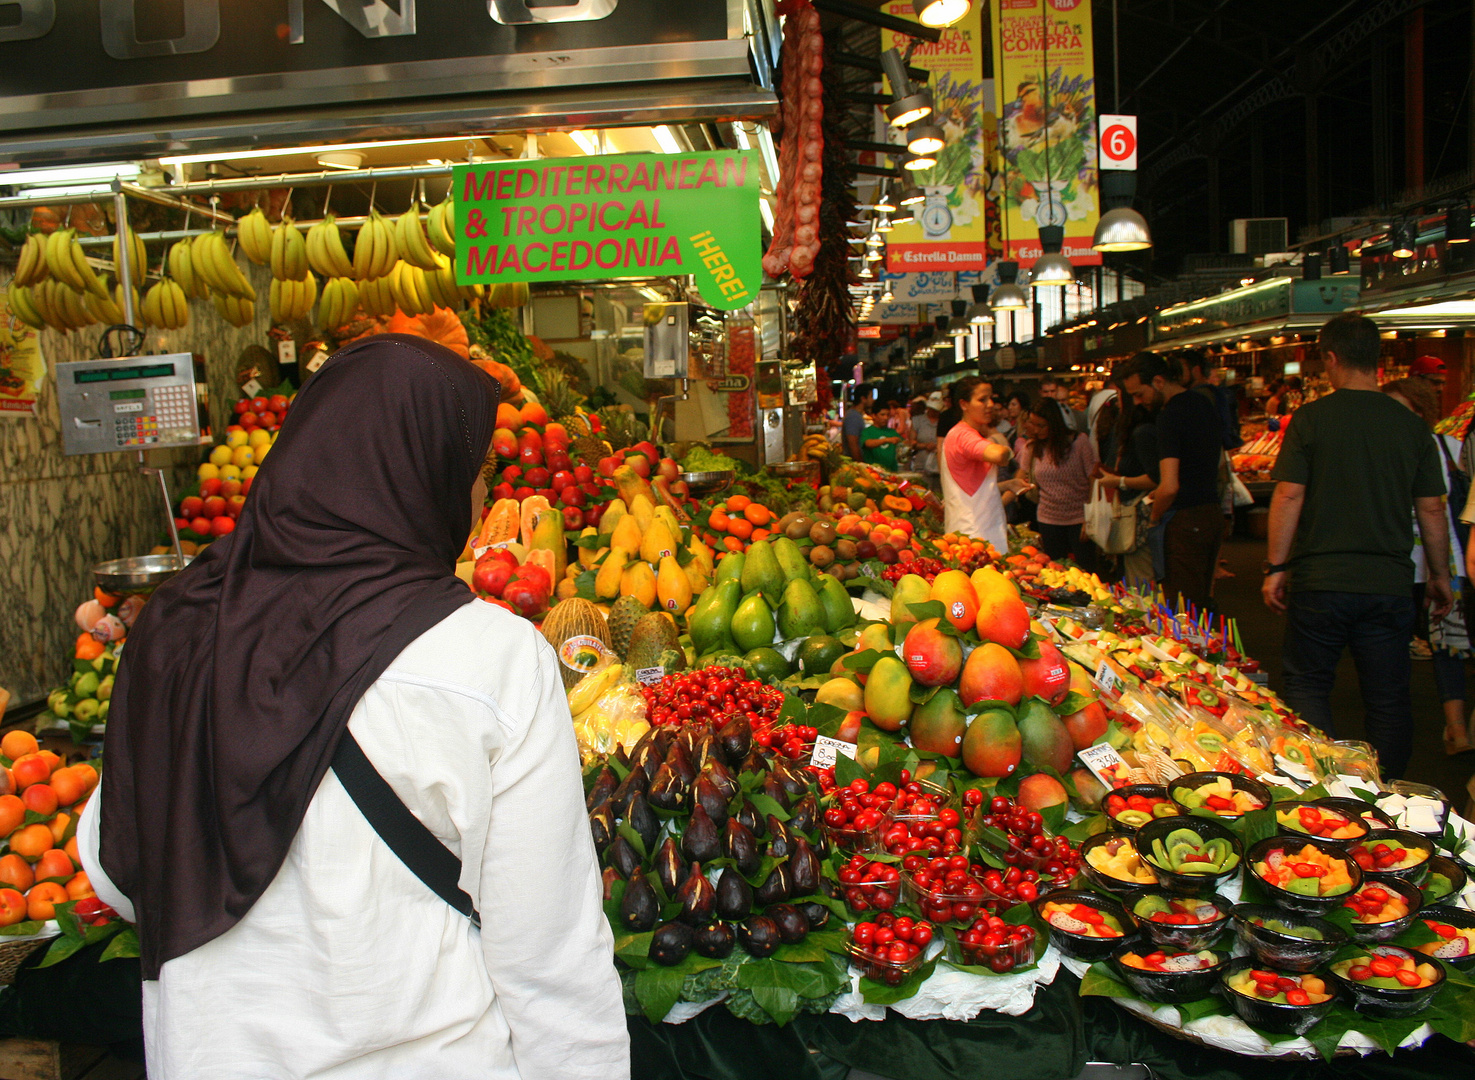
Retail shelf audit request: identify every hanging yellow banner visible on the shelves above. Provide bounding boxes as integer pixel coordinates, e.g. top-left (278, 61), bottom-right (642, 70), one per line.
top-left (991, 0), bottom-right (1102, 266)
top-left (0, 280), bottom-right (45, 419)
top-left (881, 1), bottom-right (998, 274)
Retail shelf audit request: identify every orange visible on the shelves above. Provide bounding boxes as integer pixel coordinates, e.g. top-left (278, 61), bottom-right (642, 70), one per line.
top-left (0, 732), bottom-right (37, 761)
top-left (0, 889), bottom-right (25, 927)
top-left (723, 536), bottom-right (744, 553)
top-left (9, 824), bottom-right (52, 861)
top-left (751, 529), bottom-right (769, 543)
top-left (725, 494), bottom-right (751, 512)
top-left (25, 883), bottom-right (67, 921)
top-left (0, 856), bottom-right (33, 893)
top-left (47, 814), bottom-right (70, 847)
top-left (48, 768), bottom-right (84, 808)
top-left (34, 849), bottom-right (72, 883)
top-left (93, 587), bottom-right (120, 609)
top-left (0, 796), bottom-right (23, 837)
top-left (75, 635), bottom-right (104, 661)
top-left (11, 755), bottom-right (48, 791)
top-left (727, 518), bottom-right (753, 540)
top-left (21, 785), bottom-right (56, 818)
top-left (708, 510), bottom-right (729, 532)
top-left (743, 503), bottom-right (771, 526)
top-left (64, 872), bottom-right (94, 901)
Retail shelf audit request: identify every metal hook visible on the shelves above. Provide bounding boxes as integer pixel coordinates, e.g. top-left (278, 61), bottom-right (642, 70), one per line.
top-left (369, 181), bottom-right (377, 214)
top-left (323, 185), bottom-right (333, 217)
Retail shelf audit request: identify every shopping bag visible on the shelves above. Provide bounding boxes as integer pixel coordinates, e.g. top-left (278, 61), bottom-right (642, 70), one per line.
top-left (1230, 471), bottom-right (1255, 508)
top-left (1084, 480), bottom-right (1137, 554)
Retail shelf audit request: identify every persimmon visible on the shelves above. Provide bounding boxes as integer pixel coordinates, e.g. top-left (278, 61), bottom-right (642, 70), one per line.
top-left (11, 755), bottom-right (48, 791)
top-left (48, 768), bottom-right (85, 808)
top-left (25, 883), bottom-right (67, 921)
top-left (37, 751), bottom-right (60, 775)
top-left (0, 855), bottom-right (33, 893)
top-left (75, 635), bottom-right (104, 661)
top-left (0, 796), bottom-right (24, 837)
top-left (727, 518), bottom-right (753, 540)
top-left (34, 849), bottom-right (73, 882)
top-left (708, 510), bottom-right (729, 532)
top-left (10, 824), bottom-right (53, 861)
top-left (751, 529), bottom-right (770, 543)
top-left (0, 889), bottom-right (25, 927)
top-left (21, 785), bottom-right (56, 818)
top-left (93, 587), bottom-right (120, 609)
top-left (64, 872), bottom-right (94, 901)
top-left (723, 536), bottom-right (744, 553)
top-left (0, 732), bottom-right (37, 761)
top-left (47, 814), bottom-right (70, 847)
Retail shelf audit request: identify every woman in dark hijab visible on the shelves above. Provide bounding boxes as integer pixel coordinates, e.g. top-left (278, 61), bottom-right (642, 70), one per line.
top-left (81, 335), bottom-right (628, 1079)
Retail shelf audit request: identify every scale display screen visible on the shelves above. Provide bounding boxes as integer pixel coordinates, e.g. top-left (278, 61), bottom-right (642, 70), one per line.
top-left (108, 388), bottom-right (146, 401)
top-left (74, 363), bottom-right (175, 384)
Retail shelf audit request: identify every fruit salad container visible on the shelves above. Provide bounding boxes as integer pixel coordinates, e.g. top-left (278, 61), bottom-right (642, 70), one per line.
top-left (1347, 828), bottom-right (1434, 886)
top-left (1340, 878), bottom-right (1423, 943)
top-left (1385, 781), bottom-right (1451, 836)
top-left (1136, 816), bottom-right (1242, 896)
top-left (1413, 905), bottom-right (1475, 970)
top-left (1110, 940), bottom-right (1231, 1004)
top-left (1220, 958), bottom-right (1338, 1035)
top-left (1167, 771), bottom-right (1271, 822)
top-left (1103, 784), bottom-right (1179, 831)
top-left (1032, 891), bottom-right (1136, 962)
top-left (1423, 856), bottom-right (1469, 904)
top-left (902, 866), bottom-right (1001, 926)
top-left (1230, 904), bottom-right (1348, 972)
top-left (1080, 832), bottom-right (1160, 894)
top-left (1126, 891), bottom-right (1233, 951)
top-left (1274, 800), bottom-right (1371, 847)
top-left (1316, 796), bottom-right (1394, 833)
top-left (1326, 944), bottom-right (1446, 1018)
top-left (1246, 836), bottom-right (1362, 915)
top-left (946, 917), bottom-right (1037, 972)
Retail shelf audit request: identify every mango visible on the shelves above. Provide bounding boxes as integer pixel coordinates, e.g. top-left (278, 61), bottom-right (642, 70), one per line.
top-left (656, 555), bottom-right (692, 615)
top-left (741, 540), bottom-right (786, 604)
top-left (864, 655), bottom-right (914, 731)
top-left (595, 547), bottom-right (628, 600)
top-left (959, 642), bottom-right (1024, 707)
top-left (1063, 700), bottom-right (1110, 751)
top-left (1017, 773), bottom-right (1068, 813)
top-left (961, 707), bottom-right (1022, 778)
top-left (777, 578), bottom-right (825, 640)
top-left (621, 560), bottom-right (657, 608)
top-left (909, 687), bottom-right (966, 756)
top-left (890, 573), bottom-right (932, 636)
top-left (929, 570), bottom-right (978, 632)
top-left (641, 519), bottom-right (678, 565)
top-left (857, 622), bottom-right (893, 653)
top-left (609, 513), bottom-right (642, 556)
top-left (716, 550), bottom-right (745, 585)
top-left (1017, 698), bottom-right (1075, 775)
top-left (1019, 638), bottom-right (1070, 705)
top-left (970, 565), bottom-right (1030, 648)
top-left (901, 618), bottom-right (963, 686)
top-left (817, 574), bottom-right (857, 634)
top-left (771, 536), bottom-right (811, 583)
top-left (815, 678), bottom-right (864, 712)
top-left (732, 591), bottom-right (777, 652)
top-left (1068, 767), bottom-right (1109, 812)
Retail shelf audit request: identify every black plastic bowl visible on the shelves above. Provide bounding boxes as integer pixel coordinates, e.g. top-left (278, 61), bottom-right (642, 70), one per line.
top-left (1423, 855), bottom-right (1469, 904)
top-left (1273, 800), bottom-right (1371, 848)
top-left (1137, 816), bottom-right (1243, 896)
top-left (1325, 944), bottom-right (1447, 1019)
top-left (1347, 829), bottom-right (1435, 887)
top-left (1167, 771), bottom-right (1272, 821)
top-left (1079, 831), bottom-right (1159, 895)
top-left (1231, 903), bottom-right (1347, 973)
top-left (1032, 890), bottom-right (1137, 963)
top-left (1245, 835), bottom-right (1363, 916)
top-left (1104, 784), bottom-right (1178, 832)
top-left (1124, 890), bottom-right (1233, 952)
top-left (1219, 957), bottom-right (1337, 1036)
top-left (1109, 939), bottom-right (1231, 1004)
top-left (1343, 878), bottom-right (1424, 943)
top-left (1415, 905), bottom-right (1475, 971)
top-left (1316, 797), bottom-right (1395, 833)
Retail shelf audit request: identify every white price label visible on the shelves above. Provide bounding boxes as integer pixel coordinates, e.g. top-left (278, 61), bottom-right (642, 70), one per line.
top-left (635, 667), bottom-right (666, 686)
top-left (277, 338), bottom-right (298, 366)
top-left (1077, 742), bottom-right (1130, 789)
top-left (1093, 659), bottom-right (1122, 696)
top-left (240, 378), bottom-right (264, 399)
top-left (305, 350), bottom-right (329, 373)
top-left (809, 735), bottom-right (859, 770)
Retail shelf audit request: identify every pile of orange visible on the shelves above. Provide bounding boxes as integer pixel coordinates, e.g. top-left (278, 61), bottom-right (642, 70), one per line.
top-left (0, 730), bottom-right (100, 924)
top-left (702, 494), bottom-right (777, 553)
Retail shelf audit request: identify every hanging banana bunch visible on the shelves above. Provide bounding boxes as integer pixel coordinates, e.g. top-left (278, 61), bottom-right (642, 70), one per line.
top-left (39, 281), bottom-right (95, 331)
top-left (358, 275), bottom-right (395, 319)
top-left (422, 253), bottom-right (457, 311)
top-left (14, 234), bottom-right (50, 287)
top-left (168, 239), bottom-right (208, 300)
top-left (142, 278), bottom-right (189, 330)
top-left (352, 210), bottom-right (398, 281)
top-left (269, 270), bottom-right (317, 323)
top-left (7, 282), bottom-right (45, 330)
top-left (212, 292), bottom-right (256, 328)
top-left (86, 278), bottom-right (136, 326)
top-left (236, 207), bottom-right (273, 265)
top-left (486, 282), bottom-right (531, 308)
top-left (306, 215), bottom-right (355, 278)
top-left (316, 276), bottom-right (360, 330)
top-left (112, 228), bottom-right (147, 285)
top-left (389, 261), bottom-right (432, 316)
top-left (44, 229), bottom-right (109, 301)
top-left (29, 280), bottom-right (60, 329)
top-left (395, 203), bottom-right (441, 271)
top-left (270, 219), bottom-right (308, 281)
top-left (427, 197), bottom-right (456, 258)
top-left (192, 231), bottom-right (257, 300)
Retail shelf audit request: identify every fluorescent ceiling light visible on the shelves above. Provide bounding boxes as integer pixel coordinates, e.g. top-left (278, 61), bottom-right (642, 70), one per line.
top-left (0, 162), bottom-right (140, 187)
top-left (1377, 300), bottom-right (1475, 317)
top-left (158, 137), bottom-right (473, 167)
top-left (652, 126), bottom-right (683, 155)
top-left (759, 197), bottom-right (774, 232)
top-left (569, 131), bottom-right (602, 155)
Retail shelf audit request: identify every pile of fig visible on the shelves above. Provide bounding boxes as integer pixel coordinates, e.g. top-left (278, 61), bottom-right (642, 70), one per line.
top-left (587, 716), bottom-right (837, 967)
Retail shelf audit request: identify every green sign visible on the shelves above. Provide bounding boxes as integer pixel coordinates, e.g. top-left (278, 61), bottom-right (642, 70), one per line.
top-left (453, 151), bottom-right (761, 311)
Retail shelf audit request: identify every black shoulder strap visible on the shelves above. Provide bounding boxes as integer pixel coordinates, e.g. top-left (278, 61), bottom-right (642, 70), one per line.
top-left (332, 730), bottom-right (480, 927)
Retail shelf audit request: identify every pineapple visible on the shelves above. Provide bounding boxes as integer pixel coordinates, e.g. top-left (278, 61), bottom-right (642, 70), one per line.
top-left (538, 367), bottom-right (584, 421)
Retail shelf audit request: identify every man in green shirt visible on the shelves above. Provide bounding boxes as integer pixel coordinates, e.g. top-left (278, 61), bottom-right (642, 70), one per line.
top-left (1262, 314), bottom-right (1451, 778)
top-left (861, 420), bottom-right (902, 471)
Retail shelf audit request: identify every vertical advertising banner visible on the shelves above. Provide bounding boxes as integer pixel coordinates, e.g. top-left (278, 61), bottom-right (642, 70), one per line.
top-left (0, 280), bottom-right (45, 418)
top-left (991, 0), bottom-right (1102, 266)
top-left (882, 1), bottom-right (998, 274)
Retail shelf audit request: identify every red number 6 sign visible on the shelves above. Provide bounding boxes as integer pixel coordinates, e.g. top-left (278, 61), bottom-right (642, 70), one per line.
top-left (1099, 115), bottom-right (1138, 171)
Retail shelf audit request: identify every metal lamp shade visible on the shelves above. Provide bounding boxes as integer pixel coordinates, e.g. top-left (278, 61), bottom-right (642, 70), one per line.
top-left (1092, 207), bottom-right (1153, 252)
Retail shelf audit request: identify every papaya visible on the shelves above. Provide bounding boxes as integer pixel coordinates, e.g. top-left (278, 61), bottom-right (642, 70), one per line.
top-left (628, 493), bottom-right (655, 531)
top-left (610, 513), bottom-right (642, 556)
top-left (741, 540), bottom-right (785, 604)
top-left (641, 519), bottom-right (679, 565)
top-left (864, 655), bottom-right (913, 731)
top-left (620, 561), bottom-right (657, 608)
top-left (883, 495), bottom-right (911, 512)
top-left (656, 555), bottom-right (693, 615)
top-left (598, 498), bottom-right (627, 538)
top-left (595, 548), bottom-right (628, 600)
top-left (476, 498), bottom-right (520, 548)
top-left (612, 464), bottom-right (655, 506)
top-left (519, 495), bottom-right (551, 548)
top-left (577, 528), bottom-right (602, 570)
top-left (909, 688), bottom-right (966, 756)
top-left (529, 505), bottom-right (566, 582)
top-left (961, 707), bottom-right (1022, 778)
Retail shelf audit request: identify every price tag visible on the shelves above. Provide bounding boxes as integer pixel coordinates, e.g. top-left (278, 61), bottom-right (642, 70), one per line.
top-left (635, 667), bottom-right (666, 686)
top-left (305, 350), bottom-right (329, 374)
top-left (1093, 659), bottom-right (1122, 697)
top-left (809, 735), bottom-right (859, 770)
top-left (1077, 743), bottom-right (1130, 789)
top-left (277, 338), bottom-right (297, 366)
top-left (240, 378), bottom-right (264, 399)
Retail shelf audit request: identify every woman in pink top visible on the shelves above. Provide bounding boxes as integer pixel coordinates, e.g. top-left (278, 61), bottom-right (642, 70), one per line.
top-left (941, 377), bottom-right (1026, 554)
top-left (1019, 399), bottom-right (1099, 569)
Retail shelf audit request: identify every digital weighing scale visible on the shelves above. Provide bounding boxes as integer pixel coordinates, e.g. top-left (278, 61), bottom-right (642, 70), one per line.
top-left (55, 353), bottom-right (201, 456)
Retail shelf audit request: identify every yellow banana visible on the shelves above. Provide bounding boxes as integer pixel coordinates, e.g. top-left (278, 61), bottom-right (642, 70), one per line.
top-left (14, 234), bottom-right (49, 287)
top-left (70, 237), bottom-right (109, 301)
top-left (270, 219), bottom-right (308, 281)
top-left (306, 216), bottom-right (354, 278)
top-left (237, 208), bottom-right (273, 265)
top-left (112, 228), bottom-right (147, 285)
top-left (199, 232), bottom-right (256, 300)
top-left (7, 283), bottom-right (44, 330)
top-left (45, 229), bottom-right (83, 290)
top-left (427, 197), bottom-right (456, 257)
top-left (396, 204), bottom-right (440, 271)
top-left (163, 278), bottom-right (188, 329)
top-left (169, 239), bottom-right (206, 299)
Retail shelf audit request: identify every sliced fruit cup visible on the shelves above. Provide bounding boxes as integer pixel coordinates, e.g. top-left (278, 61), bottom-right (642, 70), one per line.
top-left (1110, 940), bottom-right (1231, 1004)
top-left (1136, 816), bottom-right (1243, 896)
top-left (1220, 957), bottom-right (1337, 1036)
top-left (1103, 784), bottom-right (1179, 831)
top-left (946, 921), bottom-right (1037, 973)
top-left (1230, 903), bottom-right (1348, 973)
top-left (1274, 800), bottom-right (1371, 847)
top-left (1168, 770), bottom-right (1271, 821)
top-left (1326, 944), bottom-right (1447, 1018)
top-left (1080, 832), bottom-right (1160, 895)
top-left (844, 938), bottom-right (931, 987)
top-left (1033, 890), bottom-right (1136, 963)
top-left (1413, 905), bottom-right (1475, 970)
top-left (1315, 796), bottom-right (1395, 834)
top-left (901, 868), bottom-right (1000, 926)
top-left (1126, 891), bottom-right (1233, 952)
top-left (1346, 829), bottom-right (1434, 886)
top-left (1246, 836), bottom-right (1362, 916)
top-left (1422, 856), bottom-right (1469, 904)
top-left (1340, 878), bottom-right (1423, 943)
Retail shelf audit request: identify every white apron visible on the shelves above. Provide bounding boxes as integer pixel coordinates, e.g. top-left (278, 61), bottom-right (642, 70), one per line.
top-left (940, 441), bottom-right (1008, 554)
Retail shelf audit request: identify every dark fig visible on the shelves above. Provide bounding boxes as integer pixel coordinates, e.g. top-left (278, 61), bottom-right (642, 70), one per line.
top-left (612, 744), bottom-right (631, 770)
top-left (717, 715), bottom-right (753, 766)
top-left (626, 791), bottom-right (660, 852)
top-left (693, 920), bottom-right (736, 959)
top-left (609, 766), bottom-right (648, 818)
top-left (762, 772), bottom-right (791, 811)
top-left (675, 725), bottom-right (700, 762)
top-left (675, 863), bottom-right (716, 925)
top-left (702, 757), bottom-right (741, 804)
top-left (620, 869), bottom-right (659, 931)
top-left (736, 915), bottom-right (780, 958)
top-left (787, 794), bottom-right (819, 835)
top-left (772, 758), bottom-right (810, 798)
top-left (735, 800), bottom-right (766, 838)
top-left (665, 741), bottom-right (698, 785)
top-left (655, 836), bottom-right (688, 896)
top-left (625, 728), bottom-right (658, 775)
top-left (766, 903), bottom-right (809, 944)
top-left (680, 803), bottom-right (721, 863)
top-left (715, 867), bottom-right (754, 920)
top-left (607, 835), bottom-right (642, 879)
top-left (722, 819), bottom-right (761, 875)
top-left (788, 836), bottom-right (821, 895)
top-left (798, 901), bottom-right (831, 930)
top-left (588, 801), bottom-right (615, 852)
top-left (601, 866), bottom-right (621, 900)
top-left (766, 815), bottom-right (794, 859)
top-left (649, 921), bottom-right (694, 966)
top-left (651, 726), bottom-right (675, 759)
top-left (740, 747), bottom-right (770, 776)
top-left (691, 727), bottom-right (716, 772)
top-left (754, 862), bottom-right (791, 905)
top-left (820, 876), bottom-right (845, 902)
top-left (586, 766), bottom-right (618, 811)
top-left (693, 776), bottom-right (728, 827)
top-left (646, 762), bottom-right (689, 812)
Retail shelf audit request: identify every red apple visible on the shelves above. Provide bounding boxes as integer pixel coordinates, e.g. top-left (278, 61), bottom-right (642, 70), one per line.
top-left (511, 562), bottom-right (552, 593)
top-left (240, 412), bottom-right (258, 428)
top-left (561, 486), bottom-right (586, 508)
top-left (580, 482), bottom-right (601, 497)
top-left (583, 506), bottom-right (604, 528)
top-left (233, 400), bottom-right (249, 415)
top-left (256, 410), bottom-right (277, 428)
top-left (202, 496), bottom-right (226, 518)
top-left (658, 457), bottom-right (680, 482)
top-left (562, 506), bottom-right (584, 530)
top-left (189, 517), bottom-right (212, 536)
top-left (501, 578), bottom-right (548, 619)
top-left (551, 470), bottom-right (575, 491)
top-left (535, 489), bottom-right (556, 504)
top-left (241, 477), bottom-right (253, 496)
top-left (625, 454), bottom-right (650, 478)
top-left (524, 466), bottom-right (550, 489)
top-left (210, 516), bottom-right (235, 537)
top-left (471, 555), bottom-right (514, 598)
top-left (268, 394), bottom-right (290, 414)
top-left (226, 495), bottom-right (247, 518)
top-left (597, 456), bottom-right (619, 478)
top-left (174, 517), bottom-right (191, 534)
top-left (546, 452), bottom-right (571, 472)
top-left (633, 441), bottom-right (659, 462)
top-left (219, 479), bottom-right (243, 499)
top-left (573, 464), bottom-right (594, 485)
top-left (513, 486), bottom-right (535, 501)
top-left (250, 396), bottom-right (268, 413)
top-left (180, 496), bottom-right (203, 518)
top-left (501, 464), bottom-right (523, 485)
top-left (199, 477), bottom-right (222, 498)
top-left (491, 482), bottom-right (515, 501)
